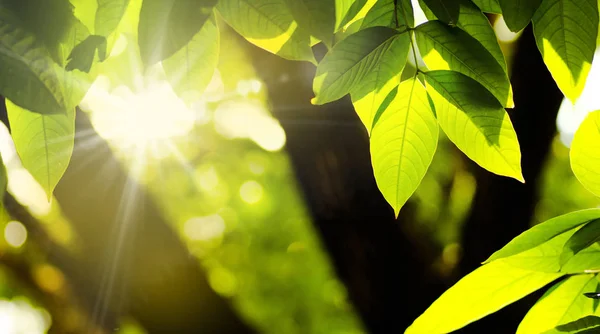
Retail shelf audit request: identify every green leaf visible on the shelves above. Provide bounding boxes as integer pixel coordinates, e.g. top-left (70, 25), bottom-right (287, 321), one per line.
top-left (486, 209), bottom-right (600, 263)
top-left (561, 243), bottom-right (600, 274)
top-left (424, 70), bottom-right (522, 181)
top-left (350, 32), bottom-right (410, 134)
top-left (370, 78), bottom-right (438, 217)
top-left (419, 0), bottom-right (507, 72)
top-left (471, 0), bottom-right (501, 13)
top-left (66, 35), bottom-right (107, 72)
top-left (406, 259), bottom-right (564, 334)
top-left (499, 0), bottom-right (542, 32)
top-left (96, 0), bottom-right (130, 37)
top-left (415, 20), bottom-right (514, 108)
top-left (313, 27), bottom-right (407, 104)
top-left (217, 0), bottom-right (315, 63)
top-left (421, 0), bottom-right (460, 25)
top-left (532, 0), bottom-right (598, 103)
top-left (543, 316), bottom-right (600, 333)
top-left (502, 229), bottom-right (577, 272)
top-left (518, 274), bottom-right (597, 334)
top-left (139, 0), bottom-right (218, 66)
top-left (570, 110), bottom-right (600, 197)
top-left (335, 0), bottom-right (368, 30)
top-left (0, 7), bottom-right (68, 115)
top-left (0, 154), bottom-right (7, 200)
top-left (361, 0), bottom-right (414, 29)
top-left (287, 0), bottom-right (336, 46)
top-left (560, 219), bottom-right (600, 266)
top-left (162, 15), bottom-right (219, 104)
top-left (6, 100), bottom-right (75, 199)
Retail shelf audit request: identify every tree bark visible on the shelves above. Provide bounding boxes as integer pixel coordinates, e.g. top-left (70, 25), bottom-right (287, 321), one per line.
top-left (246, 41), bottom-right (445, 332)
top-left (457, 27), bottom-right (564, 333)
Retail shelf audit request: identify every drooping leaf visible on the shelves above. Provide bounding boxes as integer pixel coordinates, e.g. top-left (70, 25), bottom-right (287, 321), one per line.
top-left (139, 0), bottom-right (218, 66)
top-left (421, 0), bottom-right (460, 25)
top-left (217, 0), bottom-right (315, 63)
top-left (415, 20), bottom-right (514, 107)
top-left (0, 7), bottom-right (67, 115)
top-left (313, 27), bottom-right (407, 104)
top-left (560, 219), bottom-right (600, 266)
top-left (419, 0), bottom-right (507, 72)
top-left (361, 0), bottom-right (414, 29)
top-left (499, 0), bottom-right (542, 32)
top-left (66, 35), bottom-right (107, 72)
top-left (335, 0), bottom-right (368, 30)
top-left (287, 0), bottom-right (336, 46)
top-left (532, 0), bottom-right (598, 103)
top-left (162, 16), bottom-right (219, 103)
top-left (424, 70), bottom-right (522, 181)
top-left (6, 100), bottom-right (75, 199)
top-left (370, 78), bottom-right (438, 217)
top-left (485, 209), bottom-right (600, 262)
top-left (96, 0), bottom-right (130, 37)
top-left (471, 0), bottom-right (501, 13)
top-left (406, 259), bottom-right (564, 334)
top-left (570, 110), bottom-right (600, 197)
top-left (350, 32), bottom-right (410, 133)
top-left (543, 316), bottom-right (600, 334)
top-left (518, 274), bottom-right (597, 334)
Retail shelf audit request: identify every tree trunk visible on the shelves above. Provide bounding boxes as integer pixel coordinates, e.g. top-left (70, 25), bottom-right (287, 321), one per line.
top-left (246, 40), bottom-right (445, 332)
top-left (457, 27), bottom-right (564, 333)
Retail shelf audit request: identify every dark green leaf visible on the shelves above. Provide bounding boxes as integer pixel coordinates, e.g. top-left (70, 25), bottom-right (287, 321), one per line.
top-left (313, 27), bottom-right (406, 104)
top-left (421, 0), bottom-right (460, 25)
top-left (419, 0), bottom-right (507, 72)
top-left (543, 316), bottom-right (600, 333)
top-left (361, 0), bottom-right (414, 29)
top-left (415, 20), bottom-right (513, 108)
top-left (485, 209), bottom-right (600, 262)
top-left (66, 35), bottom-right (107, 72)
top-left (288, 0), bottom-right (336, 46)
top-left (499, 0), bottom-right (542, 32)
top-left (424, 71), bottom-right (522, 181)
top-left (350, 31), bottom-right (410, 133)
top-left (139, 0), bottom-right (218, 66)
top-left (471, 0), bottom-right (501, 13)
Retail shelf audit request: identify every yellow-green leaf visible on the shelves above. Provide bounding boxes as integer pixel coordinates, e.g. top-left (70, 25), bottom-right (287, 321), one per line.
top-left (335, 0), bottom-right (367, 30)
top-left (361, 0), bottom-right (414, 29)
top-left (350, 32), bottom-right (410, 134)
top-left (486, 209), bottom-right (600, 263)
top-left (162, 15), bottom-right (219, 103)
top-left (518, 274), bottom-right (597, 334)
top-left (570, 110), bottom-right (600, 197)
top-left (419, 0), bottom-right (507, 72)
top-left (415, 20), bottom-right (514, 108)
top-left (96, 0), bottom-right (130, 37)
top-left (532, 0), bottom-right (598, 103)
top-left (406, 259), bottom-right (564, 334)
top-left (6, 100), bottom-right (75, 199)
top-left (217, 0), bottom-right (315, 63)
top-left (139, 0), bottom-right (218, 66)
top-left (424, 70), bottom-right (523, 181)
top-left (313, 27), bottom-right (407, 104)
top-left (560, 219), bottom-right (600, 266)
top-left (287, 0), bottom-right (336, 46)
top-left (370, 78), bottom-right (438, 217)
